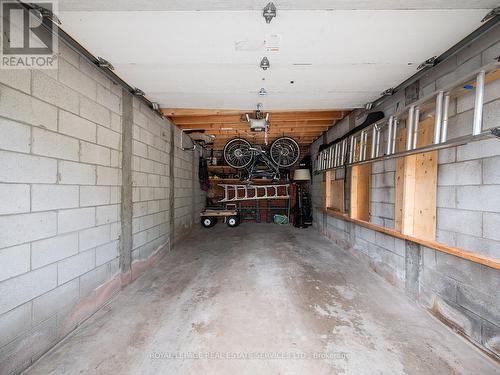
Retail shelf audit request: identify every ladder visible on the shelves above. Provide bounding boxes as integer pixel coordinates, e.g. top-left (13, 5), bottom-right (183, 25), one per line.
top-left (315, 61), bottom-right (500, 173)
top-left (219, 184), bottom-right (290, 203)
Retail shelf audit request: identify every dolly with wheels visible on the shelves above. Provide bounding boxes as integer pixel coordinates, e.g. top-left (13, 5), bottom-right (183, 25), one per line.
top-left (200, 205), bottom-right (240, 228)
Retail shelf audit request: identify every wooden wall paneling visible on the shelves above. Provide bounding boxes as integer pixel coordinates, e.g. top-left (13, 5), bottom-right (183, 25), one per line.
top-left (350, 164), bottom-right (371, 221)
top-left (331, 179), bottom-right (345, 212)
top-left (413, 151), bottom-right (438, 240)
top-left (401, 155), bottom-right (417, 236)
top-left (325, 170), bottom-right (333, 209)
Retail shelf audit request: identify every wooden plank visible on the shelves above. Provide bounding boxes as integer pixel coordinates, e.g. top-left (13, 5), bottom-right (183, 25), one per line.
top-left (176, 122), bottom-right (333, 129)
top-left (162, 108), bottom-right (346, 118)
top-left (398, 151), bottom-right (437, 241)
top-left (173, 117), bottom-right (339, 126)
top-left (413, 151), bottom-right (437, 240)
top-left (331, 180), bottom-right (345, 212)
top-left (325, 170), bottom-right (333, 209)
top-left (416, 116), bottom-right (434, 148)
top-left (162, 108), bottom-right (247, 117)
top-left (395, 158), bottom-right (405, 231)
top-left (401, 155), bottom-right (417, 236)
top-left (394, 121), bottom-right (408, 231)
top-left (350, 164), bottom-right (371, 221)
top-left (322, 208), bottom-right (500, 270)
top-left (325, 171), bottom-right (344, 212)
top-left (201, 210), bottom-right (237, 217)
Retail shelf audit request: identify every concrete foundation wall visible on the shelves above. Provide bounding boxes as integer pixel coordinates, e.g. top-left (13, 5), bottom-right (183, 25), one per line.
top-left (310, 23), bottom-right (500, 358)
top-left (0, 40), bottom-right (204, 375)
top-left (314, 217), bottom-right (500, 358)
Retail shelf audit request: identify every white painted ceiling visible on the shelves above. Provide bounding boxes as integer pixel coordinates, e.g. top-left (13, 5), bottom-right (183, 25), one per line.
top-left (57, 2), bottom-right (493, 110)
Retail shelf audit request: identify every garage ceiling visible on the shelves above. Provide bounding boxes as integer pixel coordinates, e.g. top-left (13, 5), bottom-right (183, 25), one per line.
top-left (162, 108), bottom-right (347, 149)
top-left (56, 2), bottom-right (493, 148)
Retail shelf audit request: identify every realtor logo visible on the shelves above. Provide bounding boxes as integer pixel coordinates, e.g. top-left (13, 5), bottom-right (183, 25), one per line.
top-left (1, 0), bottom-right (58, 69)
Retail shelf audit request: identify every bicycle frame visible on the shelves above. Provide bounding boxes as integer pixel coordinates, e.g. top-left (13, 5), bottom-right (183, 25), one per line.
top-left (244, 146), bottom-right (281, 181)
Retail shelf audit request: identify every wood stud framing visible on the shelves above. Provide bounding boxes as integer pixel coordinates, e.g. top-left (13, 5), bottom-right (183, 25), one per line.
top-left (162, 109), bottom-right (347, 150)
top-left (321, 62), bottom-right (500, 270)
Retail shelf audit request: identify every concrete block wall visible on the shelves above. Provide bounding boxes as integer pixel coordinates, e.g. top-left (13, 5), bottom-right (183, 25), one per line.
top-left (314, 217), bottom-right (499, 358)
top-left (173, 128), bottom-right (205, 239)
top-left (131, 99), bottom-right (170, 262)
top-left (310, 23), bottom-right (500, 358)
top-left (0, 40), bottom-right (204, 375)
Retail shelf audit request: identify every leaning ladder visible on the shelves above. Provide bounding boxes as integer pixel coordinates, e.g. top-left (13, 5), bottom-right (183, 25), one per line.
top-left (219, 184), bottom-right (290, 203)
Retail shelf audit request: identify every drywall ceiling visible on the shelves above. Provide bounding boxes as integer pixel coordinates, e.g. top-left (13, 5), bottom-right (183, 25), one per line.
top-left (58, 4), bottom-right (491, 109)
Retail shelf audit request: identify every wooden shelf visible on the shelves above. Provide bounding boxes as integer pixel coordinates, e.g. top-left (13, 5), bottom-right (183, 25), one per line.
top-left (320, 208), bottom-right (500, 270)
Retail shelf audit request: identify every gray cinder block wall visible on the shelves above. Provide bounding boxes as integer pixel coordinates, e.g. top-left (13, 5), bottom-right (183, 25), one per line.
top-left (0, 40), bottom-right (204, 374)
top-left (311, 23), bottom-right (500, 358)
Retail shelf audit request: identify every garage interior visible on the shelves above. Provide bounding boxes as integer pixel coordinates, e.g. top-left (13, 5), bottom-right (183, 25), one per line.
top-left (0, 1), bottom-right (499, 374)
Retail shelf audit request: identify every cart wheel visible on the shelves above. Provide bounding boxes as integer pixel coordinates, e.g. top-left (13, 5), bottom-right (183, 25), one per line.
top-left (201, 217), bottom-right (217, 228)
top-left (226, 216), bottom-right (240, 228)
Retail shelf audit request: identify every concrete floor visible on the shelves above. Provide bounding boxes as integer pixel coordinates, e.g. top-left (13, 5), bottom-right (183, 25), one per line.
top-left (25, 224), bottom-right (498, 375)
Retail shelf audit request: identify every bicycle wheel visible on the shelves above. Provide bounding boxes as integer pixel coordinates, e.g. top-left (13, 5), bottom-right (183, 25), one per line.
top-left (223, 138), bottom-right (253, 169)
top-left (270, 137), bottom-right (301, 168)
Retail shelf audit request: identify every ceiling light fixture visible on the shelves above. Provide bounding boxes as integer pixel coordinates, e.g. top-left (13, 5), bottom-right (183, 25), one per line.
top-left (259, 88), bottom-right (267, 96)
top-left (263, 2), bottom-right (277, 24)
top-left (260, 57), bottom-right (270, 70)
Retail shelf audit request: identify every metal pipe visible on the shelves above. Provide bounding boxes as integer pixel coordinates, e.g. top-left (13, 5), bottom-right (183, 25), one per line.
top-left (386, 117), bottom-right (393, 155)
top-left (413, 107), bottom-right (420, 149)
top-left (473, 70), bottom-right (485, 136)
top-left (371, 125), bottom-right (377, 159)
top-left (391, 118), bottom-right (397, 154)
top-left (406, 106), bottom-right (415, 151)
top-left (434, 91), bottom-right (444, 144)
top-left (365, 131), bottom-right (369, 160)
top-left (375, 125), bottom-right (381, 157)
top-left (353, 137), bottom-right (358, 162)
top-left (349, 136), bottom-right (355, 164)
top-left (341, 139), bottom-right (346, 165)
top-left (359, 131), bottom-right (366, 161)
top-left (441, 94), bottom-right (450, 143)
top-left (337, 143), bottom-right (341, 166)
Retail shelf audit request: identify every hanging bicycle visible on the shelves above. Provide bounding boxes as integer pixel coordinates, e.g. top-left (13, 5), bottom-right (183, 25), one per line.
top-left (223, 137), bottom-right (301, 181)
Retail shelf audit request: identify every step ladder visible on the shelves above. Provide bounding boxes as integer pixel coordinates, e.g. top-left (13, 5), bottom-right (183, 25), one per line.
top-left (315, 61), bottom-right (500, 173)
top-left (219, 184), bottom-right (290, 203)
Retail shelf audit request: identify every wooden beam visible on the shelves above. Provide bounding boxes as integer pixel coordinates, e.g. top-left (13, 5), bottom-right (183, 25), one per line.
top-left (161, 108), bottom-right (248, 117)
top-left (175, 121), bottom-right (332, 129)
top-left (162, 108), bottom-right (346, 119)
top-left (171, 116), bottom-right (340, 126)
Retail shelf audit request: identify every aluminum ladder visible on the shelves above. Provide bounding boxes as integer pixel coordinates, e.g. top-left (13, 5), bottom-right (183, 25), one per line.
top-left (219, 184), bottom-right (290, 203)
top-left (315, 61), bottom-right (500, 172)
